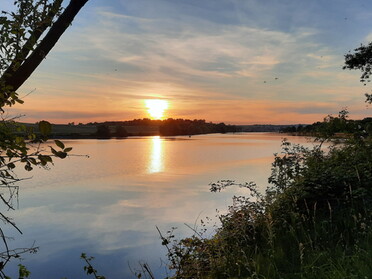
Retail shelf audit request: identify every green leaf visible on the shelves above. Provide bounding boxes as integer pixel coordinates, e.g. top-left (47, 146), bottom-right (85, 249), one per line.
top-left (50, 147), bottom-right (58, 156)
top-left (15, 136), bottom-right (24, 144)
top-left (7, 162), bottom-right (15, 169)
top-left (24, 164), bottom-right (33, 171)
top-left (39, 158), bottom-right (47, 166)
top-left (55, 139), bottom-right (65, 149)
top-left (56, 151), bottom-right (67, 159)
top-left (28, 133), bottom-right (36, 140)
top-left (64, 147), bottom-right (73, 152)
top-left (38, 155), bottom-right (53, 164)
top-left (18, 264), bottom-right (31, 278)
top-left (39, 120), bottom-right (52, 136)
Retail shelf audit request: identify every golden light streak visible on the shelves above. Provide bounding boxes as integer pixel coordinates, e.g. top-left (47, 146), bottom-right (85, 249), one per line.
top-left (148, 136), bottom-right (163, 173)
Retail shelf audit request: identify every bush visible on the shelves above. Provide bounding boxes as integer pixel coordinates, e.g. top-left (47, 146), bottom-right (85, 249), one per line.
top-left (160, 126), bottom-right (372, 278)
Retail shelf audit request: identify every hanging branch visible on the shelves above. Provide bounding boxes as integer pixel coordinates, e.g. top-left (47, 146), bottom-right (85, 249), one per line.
top-left (0, 0), bottom-right (89, 103)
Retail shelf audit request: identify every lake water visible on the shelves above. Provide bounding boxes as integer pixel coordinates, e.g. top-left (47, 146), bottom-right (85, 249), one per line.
top-left (4, 133), bottom-right (317, 278)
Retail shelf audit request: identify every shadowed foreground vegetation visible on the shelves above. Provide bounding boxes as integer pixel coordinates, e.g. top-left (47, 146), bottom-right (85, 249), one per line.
top-left (155, 117), bottom-right (372, 279)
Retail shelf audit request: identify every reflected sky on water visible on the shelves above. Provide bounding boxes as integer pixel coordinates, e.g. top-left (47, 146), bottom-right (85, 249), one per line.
top-left (3, 133), bottom-right (318, 278)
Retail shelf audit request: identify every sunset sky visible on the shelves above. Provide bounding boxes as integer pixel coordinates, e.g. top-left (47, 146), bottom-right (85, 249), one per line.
top-left (7, 0), bottom-right (372, 124)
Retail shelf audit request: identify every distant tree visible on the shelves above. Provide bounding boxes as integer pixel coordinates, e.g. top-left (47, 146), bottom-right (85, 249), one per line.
top-left (115, 125), bottom-right (128, 138)
top-left (96, 124), bottom-right (111, 139)
top-left (344, 42), bottom-right (372, 104)
top-left (159, 118), bottom-right (238, 136)
top-left (280, 126), bottom-right (297, 133)
top-left (216, 122), bottom-right (227, 133)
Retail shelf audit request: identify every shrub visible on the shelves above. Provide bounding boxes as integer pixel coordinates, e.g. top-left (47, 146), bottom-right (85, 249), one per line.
top-left (160, 128), bottom-right (372, 278)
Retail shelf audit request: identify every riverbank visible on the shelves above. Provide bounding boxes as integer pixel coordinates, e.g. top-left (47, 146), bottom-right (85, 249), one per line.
top-left (159, 134), bottom-right (372, 279)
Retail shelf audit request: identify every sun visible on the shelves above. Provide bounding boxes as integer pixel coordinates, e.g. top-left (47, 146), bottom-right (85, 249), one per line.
top-left (145, 99), bottom-right (169, 119)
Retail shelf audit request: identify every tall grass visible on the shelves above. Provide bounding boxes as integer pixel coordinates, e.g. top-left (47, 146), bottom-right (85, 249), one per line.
top-left (159, 135), bottom-right (372, 279)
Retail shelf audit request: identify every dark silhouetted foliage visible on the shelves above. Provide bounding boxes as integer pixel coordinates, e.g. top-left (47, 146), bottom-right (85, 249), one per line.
top-left (96, 124), bottom-right (111, 139)
top-left (344, 42), bottom-right (372, 104)
top-left (160, 123), bottom-right (372, 279)
top-left (159, 118), bottom-right (239, 136)
top-left (0, 0), bottom-right (85, 275)
top-left (114, 125), bottom-right (128, 138)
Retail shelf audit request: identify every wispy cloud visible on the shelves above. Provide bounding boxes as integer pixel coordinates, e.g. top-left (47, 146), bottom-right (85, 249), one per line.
top-left (12, 0), bottom-right (372, 124)
top-left (78, 11), bottom-right (322, 81)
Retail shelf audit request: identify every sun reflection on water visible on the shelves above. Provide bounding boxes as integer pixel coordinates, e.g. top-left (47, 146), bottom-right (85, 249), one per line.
top-left (148, 136), bottom-right (163, 173)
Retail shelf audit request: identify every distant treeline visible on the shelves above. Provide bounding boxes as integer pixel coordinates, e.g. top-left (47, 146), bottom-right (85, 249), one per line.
top-left (22, 118), bottom-right (241, 139)
top-left (91, 118), bottom-right (241, 138)
top-left (159, 118), bottom-right (239, 136)
top-left (280, 117), bottom-right (372, 137)
top-left (239, 124), bottom-right (303, 132)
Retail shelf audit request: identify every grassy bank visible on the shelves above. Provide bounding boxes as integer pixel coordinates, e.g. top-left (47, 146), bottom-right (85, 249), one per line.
top-left (157, 128), bottom-right (372, 278)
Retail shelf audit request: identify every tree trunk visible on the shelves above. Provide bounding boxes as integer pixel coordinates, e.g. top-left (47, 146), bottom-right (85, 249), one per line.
top-left (1, 0), bottom-right (90, 94)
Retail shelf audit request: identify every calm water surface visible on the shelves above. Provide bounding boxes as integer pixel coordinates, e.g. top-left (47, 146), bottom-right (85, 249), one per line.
top-left (5, 133), bottom-right (316, 278)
